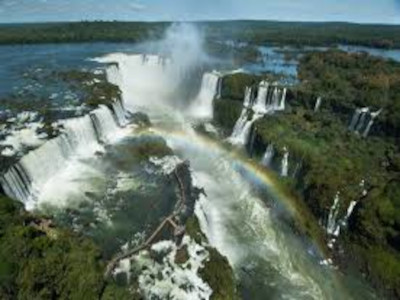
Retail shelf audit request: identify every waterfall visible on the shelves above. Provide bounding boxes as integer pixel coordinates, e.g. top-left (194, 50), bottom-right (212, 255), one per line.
top-left (112, 100), bottom-right (128, 127)
top-left (271, 86), bottom-right (281, 111)
top-left (229, 111), bottom-right (262, 146)
top-left (280, 147), bottom-right (289, 177)
top-left (261, 144), bottom-right (274, 167)
top-left (90, 105), bottom-right (120, 143)
top-left (216, 77), bottom-right (222, 100)
top-left (243, 87), bottom-right (253, 108)
top-left (230, 109), bottom-right (248, 138)
top-left (355, 108), bottom-right (370, 133)
top-left (105, 64), bottom-right (122, 87)
top-left (342, 201), bottom-right (357, 226)
top-left (1, 104), bottom-right (125, 204)
top-left (362, 109), bottom-right (382, 138)
top-left (348, 108), bottom-right (362, 131)
top-left (253, 81), bottom-right (269, 114)
top-left (189, 72), bottom-right (220, 119)
top-left (327, 193), bottom-right (341, 237)
top-left (292, 162), bottom-right (302, 178)
top-left (314, 97), bottom-right (322, 112)
top-left (278, 88), bottom-right (287, 111)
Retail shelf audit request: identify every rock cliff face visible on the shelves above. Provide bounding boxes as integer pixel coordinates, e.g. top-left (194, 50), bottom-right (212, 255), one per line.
top-left (212, 52), bottom-right (400, 298)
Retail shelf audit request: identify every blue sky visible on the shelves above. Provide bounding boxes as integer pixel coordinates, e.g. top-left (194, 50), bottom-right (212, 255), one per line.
top-left (0, 0), bottom-right (399, 24)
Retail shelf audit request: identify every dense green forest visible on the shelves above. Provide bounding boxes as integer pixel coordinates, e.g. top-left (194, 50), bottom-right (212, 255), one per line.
top-left (214, 50), bottom-right (400, 298)
top-left (1, 21), bottom-right (400, 48)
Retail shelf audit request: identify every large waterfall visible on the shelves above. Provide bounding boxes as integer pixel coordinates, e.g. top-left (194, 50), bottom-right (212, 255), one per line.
top-left (252, 81), bottom-right (286, 114)
top-left (253, 81), bottom-right (269, 113)
top-left (243, 86), bottom-right (254, 108)
top-left (0, 102), bottom-right (127, 206)
top-left (228, 110), bottom-right (262, 146)
top-left (90, 105), bottom-right (121, 143)
top-left (229, 80), bottom-right (288, 147)
top-left (189, 72), bottom-right (221, 119)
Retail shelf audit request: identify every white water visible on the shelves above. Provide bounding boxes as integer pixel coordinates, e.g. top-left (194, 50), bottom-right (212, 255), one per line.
top-left (165, 135), bottom-right (327, 299)
top-left (348, 108), bottom-right (361, 131)
top-left (0, 104), bottom-right (125, 208)
top-left (327, 193), bottom-right (341, 237)
top-left (355, 107), bottom-right (370, 133)
top-left (112, 100), bottom-right (128, 127)
top-left (243, 86), bottom-right (253, 108)
top-left (253, 81), bottom-right (269, 113)
top-left (90, 105), bottom-right (121, 143)
top-left (279, 87), bottom-right (287, 111)
top-left (362, 109), bottom-right (382, 138)
top-left (188, 72), bottom-right (221, 119)
top-left (134, 236), bottom-right (212, 300)
top-left (314, 97), bottom-right (322, 112)
top-left (281, 147), bottom-right (289, 177)
top-left (262, 144), bottom-right (275, 167)
top-left (342, 201), bottom-right (358, 226)
top-left (349, 107), bottom-right (370, 133)
top-left (229, 111), bottom-right (262, 146)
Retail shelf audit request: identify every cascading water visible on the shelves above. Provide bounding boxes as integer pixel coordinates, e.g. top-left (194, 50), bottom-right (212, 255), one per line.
top-left (0, 104), bottom-right (124, 206)
top-left (355, 107), bottom-right (370, 132)
top-left (229, 111), bottom-right (262, 146)
top-left (90, 105), bottom-right (121, 143)
top-left (252, 81), bottom-right (287, 114)
top-left (314, 97), bottom-right (322, 112)
top-left (261, 144), bottom-right (274, 167)
top-left (252, 81), bottom-right (269, 114)
top-left (342, 201), bottom-right (358, 227)
top-left (280, 147), bottom-right (289, 177)
top-left (278, 87), bottom-right (287, 111)
top-left (89, 42), bottom-right (374, 299)
top-left (189, 72), bottom-right (221, 119)
top-left (348, 108), bottom-right (362, 131)
top-left (112, 100), bottom-right (128, 127)
top-left (362, 109), bottom-right (382, 138)
top-left (327, 192), bottom-right (341, 237)
top-left (271, 86), bottom-right (281, 111)
top-left (243, 86), bottom-right (254, 108)
top-left (104, 63), bottom-right (123, 87)
top-left (349, 107), bottom-right (370, 133)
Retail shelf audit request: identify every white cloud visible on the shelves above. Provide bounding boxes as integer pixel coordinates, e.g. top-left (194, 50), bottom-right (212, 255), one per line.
top-left (129, 1), bottom-right (145, 11)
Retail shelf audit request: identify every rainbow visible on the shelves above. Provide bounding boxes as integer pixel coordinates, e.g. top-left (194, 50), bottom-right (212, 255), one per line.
top-left (148, 127), bottom-right (328, 254)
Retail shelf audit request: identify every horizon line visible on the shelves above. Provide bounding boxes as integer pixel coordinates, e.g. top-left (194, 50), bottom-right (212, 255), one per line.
top-left (0, 18), bottom-right (400, 27)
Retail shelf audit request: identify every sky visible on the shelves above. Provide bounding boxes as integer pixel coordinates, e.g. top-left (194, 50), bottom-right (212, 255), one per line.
top-left (0, 0), bottom-right (399, 24)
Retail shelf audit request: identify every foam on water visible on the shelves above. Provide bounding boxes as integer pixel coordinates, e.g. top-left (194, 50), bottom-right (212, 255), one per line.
top-left (130, 236), bottom-right (212, 300)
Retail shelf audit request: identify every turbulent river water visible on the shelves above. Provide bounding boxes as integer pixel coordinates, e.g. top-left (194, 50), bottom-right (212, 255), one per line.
top-left (1, 30), bottom-right (394, 299)
top-left (91, 50), bottom-right (376, 299)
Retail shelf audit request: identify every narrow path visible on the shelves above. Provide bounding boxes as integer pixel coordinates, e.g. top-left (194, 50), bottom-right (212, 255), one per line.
top-left (104, 162), bottom-right (188, 279)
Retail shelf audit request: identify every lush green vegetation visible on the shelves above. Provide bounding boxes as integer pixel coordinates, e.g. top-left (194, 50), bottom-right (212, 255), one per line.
top-left (0, 22), bottom-right (167, 45)
top-left (214, 51), bottom-right (400, 298)
top-left (297, 50), bottom-right (400, 137)
top-left (1, 21), bottom-right (400, 49)
top-left (202, 21), bottom-right (400, 49)
top-left (56, 70), bottom-right (121, 108)
top-left (185, 216), bottom-right (238, 300)
top-left (0, 195), bottom-right (107, 299)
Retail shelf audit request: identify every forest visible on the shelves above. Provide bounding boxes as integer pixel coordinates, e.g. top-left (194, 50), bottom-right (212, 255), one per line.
top-left (214, 50), bottom-right (400, 298)
top-left (1, 21), bottom-right (400, 48)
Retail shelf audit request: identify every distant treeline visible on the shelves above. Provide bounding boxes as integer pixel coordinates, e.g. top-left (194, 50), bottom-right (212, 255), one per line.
top-left (202, 20), bottom-right (400, 49)
top-left (0, 21), bottom-right (400, 48)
